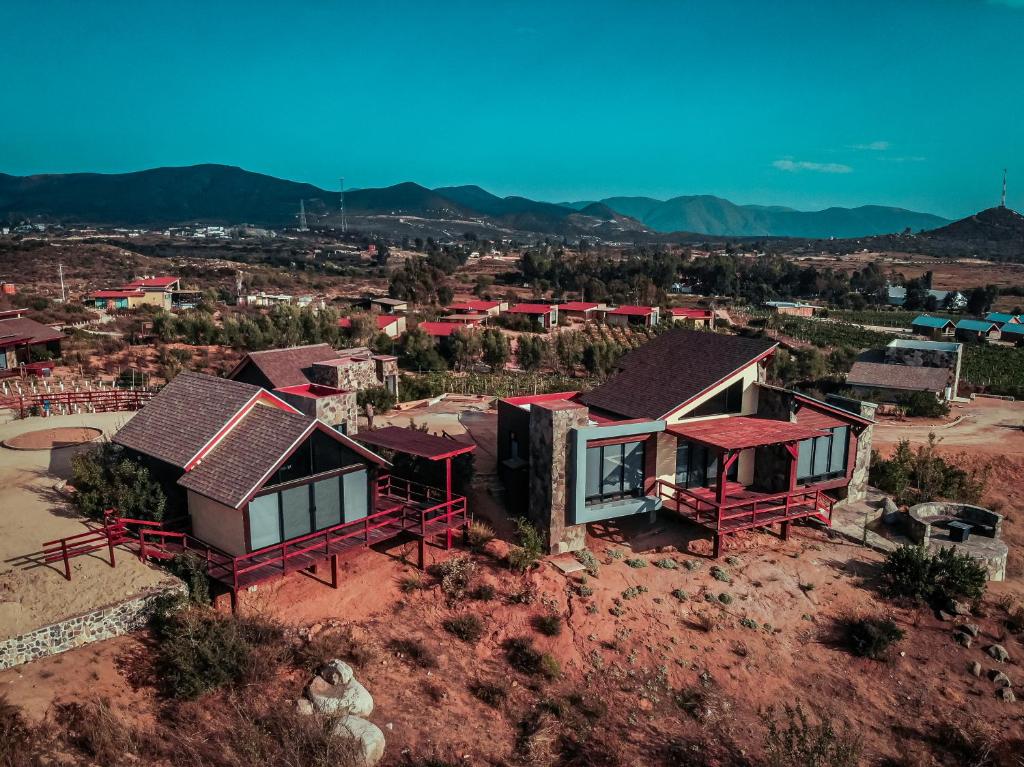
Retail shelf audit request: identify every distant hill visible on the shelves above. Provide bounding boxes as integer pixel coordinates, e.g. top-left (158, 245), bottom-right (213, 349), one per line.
top-left (0, 163), bottom-right (951, 240)
top-left (576, 194), bottom-right (950, 238)
top-left (0, 164), bottom-right (333, 226)
top-left (924, 205), bottom-right (1024, 242)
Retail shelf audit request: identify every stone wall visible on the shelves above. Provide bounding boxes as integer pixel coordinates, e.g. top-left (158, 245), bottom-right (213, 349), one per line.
top-left (528, 401), bottom-right (589, 553)
top-left (0, 581), bottom-right (186, 670)
top-left (316, 391), bottom-right (359, 435)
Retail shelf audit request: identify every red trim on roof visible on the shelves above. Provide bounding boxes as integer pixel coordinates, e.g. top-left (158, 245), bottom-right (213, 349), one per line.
top-left (607, 305), bottom-right (656, 316)
top-left (273, 383), bottom-right (350, 399)
top-left (124, 277), bottom-right (178, 288)
top-left (184, 390), bottom-right (301, 471)
top-left (792, 393), bottom-right (872, 427)
top-left (558, 302), bottom-right (599, 312)
top-left (501, 391), bottom-right (582, 406)
top-left (508, 303), bottom-right (555, 314)
top-left (418, 321), bottom-right (461, 337)
top-left (670, 308), bottom-right (712, 318)
top-left (659, 346), bottom-right (777, 420)
top-left (376, 315), bottom-right (400, 329)
top-left (354, 425), bottom-right (476, 460)
top-left (90, 290), bottom-right (146, 299)
top-left (668, 417), bottom-right (828, 451)
top-left (446, 300), bottom-right (501, 312)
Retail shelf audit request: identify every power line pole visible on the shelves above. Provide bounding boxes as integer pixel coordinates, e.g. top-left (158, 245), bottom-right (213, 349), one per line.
top-left (298, 199), bottom-right (308, 232)
top-left (58, 262), bottom-right (66, 303)
top-left (1002, 168), bottom-right (1008, 208)
top-left (339, 177), bottom-right (347, 234)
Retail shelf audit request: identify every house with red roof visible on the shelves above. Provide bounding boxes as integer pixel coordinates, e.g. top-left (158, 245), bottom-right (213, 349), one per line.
top-left (506, 303), bottom-right (558, 330)
top-left (0, 308), bottom-right (64, 375)
top-left (445, 300), bottom-right (507, 317)
top-left (605, 305), bottom-right (660, 328)
top-left (496, 328), bottom-right (875, 558)
top-left (417, 321), bottom-right (463, 340)
top-left (669, 307), bottom-right (714, 329)
top-left (85, 275), bottom-right (191, 310)
top-left (557, 302), bottom-right (601, 322)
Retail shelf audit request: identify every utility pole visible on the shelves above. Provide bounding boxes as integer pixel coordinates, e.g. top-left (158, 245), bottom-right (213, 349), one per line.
top-left (1002, 168), bottom-right (1008, 208)
top-left (339, 177), bottom-right (347, 234)
top-left (298, 200), bottom-right (309, 232)
top-left (58, 262), bottom-right (66, 303)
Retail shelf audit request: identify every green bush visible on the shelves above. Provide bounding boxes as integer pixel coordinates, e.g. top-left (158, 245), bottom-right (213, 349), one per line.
top-left (71, 442), bottom-right (167, 522)
top-left (901, 391), bottom-right (951, 418)
top-left (508, 518), bottom-right (543, 572)
top-left (465, 520), bottom-right (495, 552)
top-left (356, 385), bottom-right (397, 413)
top-left (504, 636), bottom-right (545, 676)
top-left (164, 552), bottom-right (210, 604)
top-left (433, 556), bottom-right (476, 602)
top-left (870, 436), bottom-right (989, 506)
top-left (573, 549), bottom-right (600, 577)
top-left (469, 680), bottom-right (508, 708)
top-left (151, 606), bottom-right (287, 700)
top-left (840, 617), bottom-right (905, 660)
top-left (881, 545), bottom-right (987, 605)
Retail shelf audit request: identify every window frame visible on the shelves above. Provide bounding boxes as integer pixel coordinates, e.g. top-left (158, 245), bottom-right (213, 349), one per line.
top-left (675, 440), bottom-right (738, 489)
top-left (795, 426), bottom-right (849, 484)
top-left (584, 439), bottom-right (647, 506)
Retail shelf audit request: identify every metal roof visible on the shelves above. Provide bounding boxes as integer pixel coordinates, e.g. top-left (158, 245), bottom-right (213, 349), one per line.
top-left (956, 319), bottom-right (998, 332)
top-left (668, 417), bottom-right (827, 452)
top-left (353, 426), bottom-right (475, 460)
top-left (912, 315), bottom-right (954, 328)
top-left (888, 338), bottom-right (961, 353)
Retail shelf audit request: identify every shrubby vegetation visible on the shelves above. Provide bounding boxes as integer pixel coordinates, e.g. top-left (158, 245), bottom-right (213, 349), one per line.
top-left (761, 703), bottom-right (862, 767)
top-left (838, 617), bottom-right (905, 660)
top-left (869, 435), bottom-right (989, 506)
top-left (71, 442), bottom-right (167, 522)
top-left (881, 545), bottom-right (988, 606)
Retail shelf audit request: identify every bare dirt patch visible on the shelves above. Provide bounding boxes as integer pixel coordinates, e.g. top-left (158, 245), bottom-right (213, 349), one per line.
top-left (2, 426), bottom-right (103, 451)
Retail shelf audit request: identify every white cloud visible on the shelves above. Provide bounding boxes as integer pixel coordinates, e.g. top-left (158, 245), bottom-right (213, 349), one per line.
top-left (772, 159), bottom-right (853, 174)
top-left (850, 140), bottom-right (890, 151)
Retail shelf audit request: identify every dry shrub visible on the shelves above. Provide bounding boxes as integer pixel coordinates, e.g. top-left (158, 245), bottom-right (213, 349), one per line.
top-left (761, 702), bottom-right (861, 767)
top-left (389, 637), bottom-right (439, 669)
top-left (0, 695), bottom-right (45, 767)
top-left (466, 520), bottom-right (495, 552)
top-left (294, 625), bottom-right (376, 672)
top-left (56, 698), bottom-right (138, 765)
top-left (442, 613), bottom-right (485, 643)
top-left (469, 680), bottom-right (508, 708)
top-left (432, 555), bottom-right (477, 602)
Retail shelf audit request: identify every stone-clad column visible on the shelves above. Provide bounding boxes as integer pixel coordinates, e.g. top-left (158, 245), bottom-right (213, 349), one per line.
top-left (528, 401), bottom-right (589, 553)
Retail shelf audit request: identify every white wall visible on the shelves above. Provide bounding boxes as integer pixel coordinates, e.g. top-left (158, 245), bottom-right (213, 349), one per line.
top-left (188, 490), bottom-right (247, 556)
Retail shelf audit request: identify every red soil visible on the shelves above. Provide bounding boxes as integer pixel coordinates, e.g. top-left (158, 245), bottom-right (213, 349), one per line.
top-left (2, 426), bottom-right (103, 450)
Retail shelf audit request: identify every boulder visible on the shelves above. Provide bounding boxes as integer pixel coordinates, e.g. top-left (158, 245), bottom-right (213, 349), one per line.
top-left (970, 661), bottom-right (982, 677)
top-left (882, 498), bottom-right (901, 525)
top-left (961, 623), bottom-right (981, 638)
top-left (948, 600), bottom-right (970, 617)
top-left (990, 671), bottom-right (1012, 689)
top-left (295, 697), bottom-right (315, 716)
top-left (986, 644), bottom-right (1010, 663)
top-left (319, 659), bottom-right (354, 686)
top-left (334, 715), bottom-right (386, 766)
top-left (953, 632), bottom-right (972, 649)
top-left (306, 676), bottom-right (374, 717)
top-left (998, 687), bottom-right (1015, 703)
top-left (937, 611), bottom-right (954, 622)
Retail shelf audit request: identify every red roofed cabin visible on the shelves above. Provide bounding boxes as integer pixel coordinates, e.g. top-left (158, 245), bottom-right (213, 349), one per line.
top-left (507, 303), bottom-right (558, 330)
top-left (0, 309), bottom-right (64, 376)
top-left (558, 302), bottom-right (601, 322)
top-left (496, 329), bottom-right (875, 557)
top-left (669, 307), bottom-right (714, 329)
top-left (112, 372), bottom-right (471, 607)
top-left (446, 300), bottom-right (507, 317)
top-left (605, 305), bottom-right (660, 328)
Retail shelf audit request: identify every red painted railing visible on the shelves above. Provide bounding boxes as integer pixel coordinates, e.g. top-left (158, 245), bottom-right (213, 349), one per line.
top-left (656, 479), bottom-right (834, 533)
top-left (0, 388), bottom-right (157, 418)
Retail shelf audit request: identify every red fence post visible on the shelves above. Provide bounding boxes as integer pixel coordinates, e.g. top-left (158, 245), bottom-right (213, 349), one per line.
top-left (61, 539), bottom-right (71, 580)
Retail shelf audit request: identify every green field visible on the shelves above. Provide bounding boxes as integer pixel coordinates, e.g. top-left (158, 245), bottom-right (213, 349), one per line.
top-left (827, 309), bottom-right (958, 328)
top-left (772, 317), bottom-right (897, 350)
top-left (961, 344), bottom-right (1024, 397)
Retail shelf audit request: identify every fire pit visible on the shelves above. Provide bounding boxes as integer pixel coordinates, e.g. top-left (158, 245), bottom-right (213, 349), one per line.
top-left (907, 502), bottom-right (1007, 581)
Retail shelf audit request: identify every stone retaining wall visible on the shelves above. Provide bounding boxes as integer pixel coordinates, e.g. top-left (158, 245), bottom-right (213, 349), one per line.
top-left (0, 581), bottom-right (186, 670)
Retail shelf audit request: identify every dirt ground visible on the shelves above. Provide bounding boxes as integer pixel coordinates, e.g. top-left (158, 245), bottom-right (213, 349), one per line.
top-left (2, 426), bottom-right (103, 451)
top-left (0, 413), bottom-right (177, 641)
top-left (1, 398), bottom-right (1022, 765)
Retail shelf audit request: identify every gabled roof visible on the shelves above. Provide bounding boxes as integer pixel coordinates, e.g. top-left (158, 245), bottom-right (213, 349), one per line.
top-left (376, 315), bottom-right (400, 328)
top-left (558, 302), bottom-right (600, 312)
top-left (984, 312), bottom-right (1019, 324)
top-left (354, 425), bottom-right (475, 460)
top-left (417, 321), bottom-right (461, 337)
top-left (668, 417), bottom-right (827, 451)
top-left (956, 319), bottom-right (998, 333)
top-left (227, 343), bottom-right (335, 389)
top-left (90, 290), bottom-right (146, 299)
top-left (124, 277), bottom-right (178, 288)
top-left (114, 372), bottom-right (295, 468)
top-left (670, 307), bottom-right (713, 318)
top-left (446, 300), bottom-right (501, 312)
top-left (999, 323), bottom-right (1024, 336)
top-left (607, 305), bottom-right (657, 316)
top-left (847, 362), bottom-right (950, 393)
top-left (508, 303), bottom-right (554, 314)
top-left (0, 315), bottom-right (64, 345)
top-left (580, 329), bottom-right (777, 420)
top-left (911, 315), bottom-right (954, 329)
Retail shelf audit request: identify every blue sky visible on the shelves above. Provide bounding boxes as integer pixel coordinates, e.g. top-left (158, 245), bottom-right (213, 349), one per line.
top-left (1, 0), bottom-right (1022, 218)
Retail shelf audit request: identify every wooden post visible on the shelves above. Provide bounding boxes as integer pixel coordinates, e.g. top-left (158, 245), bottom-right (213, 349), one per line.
top-left (417, 538), bottom-right (426, 571)
top-left (106, 518), bottom-right (117, 568)
top-left (61, 539), bottom-right (71, 580)
top-left (330, 554), bottom-right (339, 589)
top-left (712, 533), bottom-right (722, 559)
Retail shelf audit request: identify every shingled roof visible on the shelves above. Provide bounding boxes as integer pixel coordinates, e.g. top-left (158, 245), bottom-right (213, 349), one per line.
top-left (847, 361), bottom-right (950, 393)
top-left (177, 405), bottom-right (318, 507)
top-left (0, 315), bottom-right (64, 345)
top-left (580, 329), bottom-right (777, 420)
top-left (228, 343), bottom-right (335, 389)
top-left (114, 372), bottom-right (276, 468)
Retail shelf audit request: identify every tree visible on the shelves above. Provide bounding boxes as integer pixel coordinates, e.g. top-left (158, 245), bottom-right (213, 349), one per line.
top-left (517, 335), bottom-right (548, 372)
top-left (71, 442), bottom-right (167, 522)
top-left (399, 327), bottom-right (446, 371)
top-left (481, 329), bottom-right (510, 370)
top-left (445, 328), bottom-right (482, 371)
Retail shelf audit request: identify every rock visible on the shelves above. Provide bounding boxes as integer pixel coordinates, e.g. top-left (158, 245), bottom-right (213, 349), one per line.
top-left (990, 671), bottom-right (1012, 688)
top-left (961, 623), bottom-right (981, 638)
top-left (998, 687), bottom-right (1015, 703)
top-left (334, 715), bottom-right (386, 766)
top-left (306, 676), bottom-right (374, 717)
top-left (882, 498), bottom-right (901, 525)
top-left (882, 497), bottom-right (899, 515)
top-left (953, 632), bottom-right (972, 648)
top-left (948, 600), bottom-right (970, 616)
top-left (987, 644), bottom-right (1010, 663)
top-left (970, 661), bottom-right (982, 677)
top-left (938, 611), bottom-right (954, 622)
top-left (319, 659), bottom-right (354, 686)
top-left (295, 698), bottom-right (315, 716)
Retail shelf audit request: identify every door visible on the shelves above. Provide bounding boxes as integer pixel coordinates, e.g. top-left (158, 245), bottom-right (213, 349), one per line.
top-left (343, 469), bottom-right (368, 523)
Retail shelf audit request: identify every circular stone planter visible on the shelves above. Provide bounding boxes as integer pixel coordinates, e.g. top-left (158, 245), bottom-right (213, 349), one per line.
top-left (2, 426), bottom-right (104, 451)
top-left (907, 501), bottom-right (1008, 582)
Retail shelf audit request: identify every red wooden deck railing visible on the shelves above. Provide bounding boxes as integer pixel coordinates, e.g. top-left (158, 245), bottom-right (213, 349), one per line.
top-left (656, 479), bottom-right (834, 534)
top-left (0, 388), bottom-right (157, 418)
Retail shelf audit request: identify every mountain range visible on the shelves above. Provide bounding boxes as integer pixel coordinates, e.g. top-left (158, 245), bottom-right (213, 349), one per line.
top-left (0, 163), bottom-right (952, 238)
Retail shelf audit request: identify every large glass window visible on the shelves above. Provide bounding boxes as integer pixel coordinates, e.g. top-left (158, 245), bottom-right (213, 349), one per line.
top-left (688, 380), bottom-right (745, 418)
top-left (585, 440), bottom-right (646, 506)
top-left (796, 426), bottom-right (849, 483)
top-left (246, 469), bottom-right (364, 551)
top-left (675, 440), bottom-right (737, 489)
